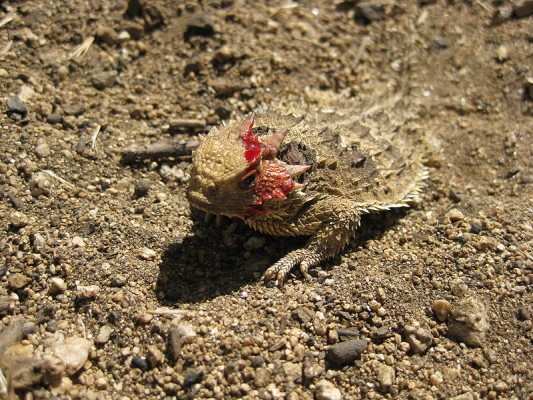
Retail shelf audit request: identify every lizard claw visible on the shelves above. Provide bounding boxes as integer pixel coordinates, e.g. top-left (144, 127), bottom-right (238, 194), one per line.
top-left (262, 249), bottom-right (316, 287)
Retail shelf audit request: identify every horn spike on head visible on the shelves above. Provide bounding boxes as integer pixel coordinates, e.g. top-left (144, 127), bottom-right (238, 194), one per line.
top-left (261, 129), bottom-right (288, 159)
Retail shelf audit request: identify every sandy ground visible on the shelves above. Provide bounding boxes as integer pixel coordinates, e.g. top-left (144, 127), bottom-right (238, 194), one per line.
top-left (0, 1), bottom-right (532, 399)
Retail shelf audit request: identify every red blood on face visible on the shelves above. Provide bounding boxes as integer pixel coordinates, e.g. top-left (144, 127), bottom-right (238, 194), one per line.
top-left (254, 161), bottom-right (295, 205)
top-left (240, 116), bottom-right (262, 163)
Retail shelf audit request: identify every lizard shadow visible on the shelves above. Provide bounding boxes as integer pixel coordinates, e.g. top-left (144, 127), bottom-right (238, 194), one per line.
top-left (156, 209), bottom-right (410, 304)
top-left (155, 211), bottom-right (307, 304)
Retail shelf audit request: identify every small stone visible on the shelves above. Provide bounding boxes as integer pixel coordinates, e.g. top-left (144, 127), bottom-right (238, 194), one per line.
top-left (448, 296), bottom-right (489, 347)
top-left (167, 323), bottom-right (196, 361)
top-left (77, 285), bottom-right (99, 300)
top-left (35, 140), bottom-right (51, 158)
top-left (376, 363), bottom-right (395, 391)
top-left (63, 103), bottom-right (85, 116)
top-left (404, 323), bottom-right (433, 354)
top-left (315, 379), bottom-right (342, 400)
top-left (131, 356), bottom-right (149, 371)
top-left (48, 277), bottom-right (66, 295)
top-left (282, 362), bottom-right (301, 382)
top-left (6, 96), bottom-right (28, 120)
top-left (95, 325), bottom-right (114, 345)
top-left (469, 220), bottom-right (483, 234)
top-left (516, 306), bottom-right (531, 321)
top-left (71, 236), bottom-right (85, 247)
top-left (29, 172), bottom-right (52, 197)
top-left (445, 208), bottom-right (464, 223)
top-left (291, 307), bottom-right (314, 324)
top-left (52, 336), bottom-right (91, 375)
top-left (134, 180), bottom-right (151, 198)
top-left (139, 247), bottom-right (157, 260)
top-left (355, 2), bottom-right (385, 22)
top-left (95, 25), bottom-right (118, 45)
top-left (110, 274), bottom-right (127, 287)
top-left (147, 345), bottom-right (164, 368)
top-left (8, 273), bottom-right (31, 290)
top-left (254, 368), bottom-right (271, 387)
top-left (432, 299), bottom-right (452, 322)
top-left (494, 381), bottom-right (508, 392)
top-left (183, 368), bottom-right (203, 387)
top-left (326, 339), bottom-right (368, 368)
top-left (46, 113), bottom-right (63, 124)
top-left (0, 318), bottom-right (26, 354)
top-left (496, 45), bottom-right (509, 62)
top-left (118, 31), bottom-right (131, 42)
top-left (91, 70), bottom-right (117, 90)
top-left (303, 358), bottom-right (322, 382)
top-left (135, 313), bottom-right (153, 325)
top-left (430, 371), bottom-right (443, 385)
top-left (32, 233), bottom-right (46, 250)
top-left (9, 211), bottom-right (29, 229)
top-left (95, 377), bottom-right (107, 389)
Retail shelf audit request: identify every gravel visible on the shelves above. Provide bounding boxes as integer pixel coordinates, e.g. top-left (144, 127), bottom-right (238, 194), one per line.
top-left (0, 0), bottom-right (530, 398)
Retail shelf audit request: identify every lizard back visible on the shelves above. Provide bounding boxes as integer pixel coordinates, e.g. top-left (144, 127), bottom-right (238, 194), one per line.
top-left (252, 91), bottom-right (428, 211)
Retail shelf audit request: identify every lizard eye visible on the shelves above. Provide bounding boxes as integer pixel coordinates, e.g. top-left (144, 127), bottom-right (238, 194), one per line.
top-left (239, 174), bottom-right (256, 190)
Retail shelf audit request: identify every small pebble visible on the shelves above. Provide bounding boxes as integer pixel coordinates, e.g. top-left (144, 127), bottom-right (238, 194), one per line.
top-left (71, 236), bottom-right (85, 247)
top-left (95, 325), bottom-right (114, 345)
top-left (377, 363), bottom-right (395, 391)
top-left (448, 296), bottom-right (489, 347)
top-left (326, 339), bottom-right (368, 368)
top-left (432, 299), bottom-right (452, 322)
top-left (445, 208), bottom-right (464, 223)
top-left (135, 313), bottom-right (153, 325)
top-left (7, 96), bottom-right (28, 120)
top-left (7, 273), bottom-right (31, 290)
top-left (315, 379), bottom-right (342, 400)
top-left (516, 306), bottom-right (531, 321)
top-left (77, 285), bottom-right (99, 300)
top-left (131, 356), bottom-right (149, 371)
top-left (35, 141), bottom-right (50, 158)
top-left (139, 247), bottom-right (157, 260)
top-left (430, 371), bottom-right (443, 385)
top-left (48, 277), bottom-right (66, 295)
top-left (52, 336), bottom-right (91, 375)
top-left (9, 211), bottom-right (29, 229)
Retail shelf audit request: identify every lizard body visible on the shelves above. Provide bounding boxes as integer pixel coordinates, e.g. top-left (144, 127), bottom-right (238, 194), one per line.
top-left (187, 91), bottom-right (428, 285)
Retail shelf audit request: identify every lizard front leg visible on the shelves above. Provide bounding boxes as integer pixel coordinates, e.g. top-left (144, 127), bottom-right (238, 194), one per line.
top-left (262, 203), bottom-right (362, 286)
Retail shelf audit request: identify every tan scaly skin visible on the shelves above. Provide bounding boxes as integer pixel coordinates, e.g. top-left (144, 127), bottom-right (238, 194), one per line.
top-left (187, 92), bottom-right (429, 286)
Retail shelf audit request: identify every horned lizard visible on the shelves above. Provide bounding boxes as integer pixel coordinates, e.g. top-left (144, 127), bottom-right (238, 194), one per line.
top-left (187, 91), bottom-right (428, 285)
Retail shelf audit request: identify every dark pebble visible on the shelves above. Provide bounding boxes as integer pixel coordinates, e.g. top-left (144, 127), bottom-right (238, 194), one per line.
top-left (183, 368), bottom-right (203, 387)
top-left (517, 306), bottom-right (531, 321)
top-left (326, 339), bottom-right (368, 369)
top-left (291, 307), bottom-right (314, 324)
top-left (134, 180), bottom-right (151, 198)
top-left (7, 96), bottom-right (28, 119)
top-left (131, 356), bottom-right (149, 371)
top-left (250, 356), bottom-right (265, 368)
top-left (46, 113), bottom-right (63, 124)
top-left (470, 223), bottom-right (483, 234)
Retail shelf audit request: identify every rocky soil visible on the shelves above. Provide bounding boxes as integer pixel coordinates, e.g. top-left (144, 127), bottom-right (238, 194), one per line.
top-left (0, 0), bottom-right (532, 399)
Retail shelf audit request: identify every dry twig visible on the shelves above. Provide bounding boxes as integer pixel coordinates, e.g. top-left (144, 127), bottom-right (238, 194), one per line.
top-left (121, 139), bottom-right (199, 163)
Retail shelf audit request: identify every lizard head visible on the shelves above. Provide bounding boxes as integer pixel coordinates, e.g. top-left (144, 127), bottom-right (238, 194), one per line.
top-left (187, 114), bottom-right (309, 218)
